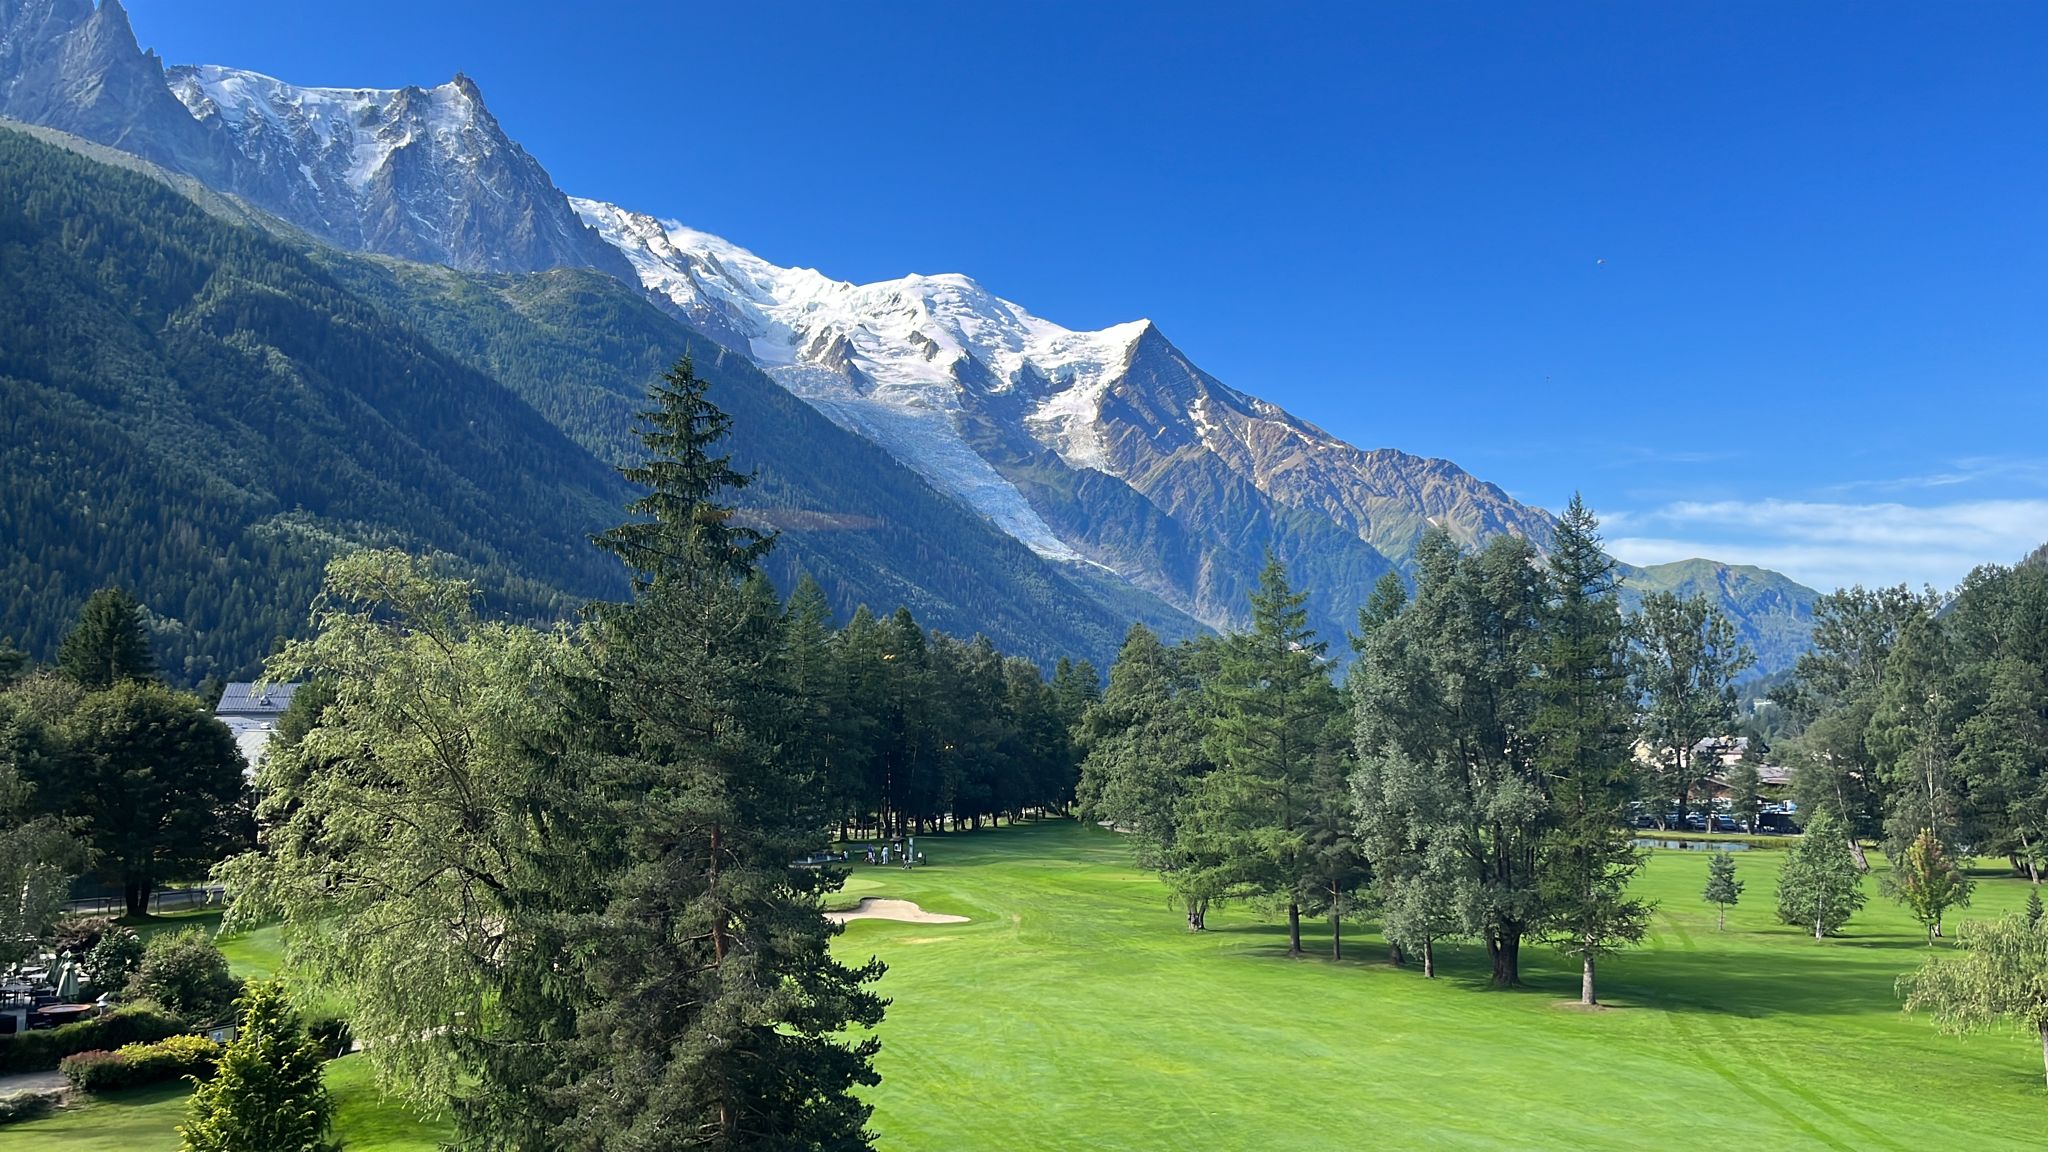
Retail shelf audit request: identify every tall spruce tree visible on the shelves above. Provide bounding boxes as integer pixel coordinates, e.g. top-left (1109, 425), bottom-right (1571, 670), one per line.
top-left (1184, 557), bottom-right (1345, 956)
top-left (57, 588), bottom-right (155, 689)
top-left (568, 357), bottom-right (885, 1151)
top-left (1533, 496), bottom-right (1650, 1005)
top-left (1077, 625), bottom-right (1215, 928)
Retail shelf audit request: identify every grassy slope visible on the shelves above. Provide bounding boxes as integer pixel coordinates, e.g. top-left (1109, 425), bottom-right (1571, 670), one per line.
top-left (834, 821), bottom-right (2042, 1151)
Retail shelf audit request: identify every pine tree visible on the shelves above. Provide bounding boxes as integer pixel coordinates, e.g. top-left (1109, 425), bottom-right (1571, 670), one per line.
top-left (2026, 888), bottom-right (2043, 927)
top-left (1702, 851), bottom-right (1743, 931)
top-left (564, 363), bottom-right (885, 1151)
top-left (1776, 807), bottom-right (1868, 939)
top-left (1534, 496), bottom-right (1650, 1005)
top-left (178, 981), bottom-right (335, 1152)
top-left (592, 356), bottom-right (770, 584)
top-left (1077, 625), bottom-right (1214, 927)
top-left (1184, 556), bottom-right (1344, 957)
top-left (57, 588), bottom-right (155, 689)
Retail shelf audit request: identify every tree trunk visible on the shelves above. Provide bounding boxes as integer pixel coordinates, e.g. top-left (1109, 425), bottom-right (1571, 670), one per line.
top-left (1488, 928), bottom-right (1522, 988)
top-left (1287, 901), bottom-right (1302, 956)
top-left (1388, 940), bottom-right (1406, 967)
top-left (1717, 904), bottom-right (1725, 932)
top-left (1422, 939), bottom-right (1435, 979)
top-left (709, 822), bottom-right (729, 964)
top-left (124, 876), bottom-right (151, 919)
top-left (2039, 1023), bottom-right (2047, 1090)
top-left (1582, 953), bottom-right (1596, 1006)
top-left (1331, 910), bottom-right (1342, 962)
top-left (1846, 837), bottom-right (1870, 872)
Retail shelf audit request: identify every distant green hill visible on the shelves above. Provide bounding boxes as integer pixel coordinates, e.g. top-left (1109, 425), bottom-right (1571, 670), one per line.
top-left (1617, 558), bottom-right (1819, 678)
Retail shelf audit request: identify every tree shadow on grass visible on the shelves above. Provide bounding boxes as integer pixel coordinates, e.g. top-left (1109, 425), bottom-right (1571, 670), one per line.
top-left (1610, 945), bottom-right (1917, 1020)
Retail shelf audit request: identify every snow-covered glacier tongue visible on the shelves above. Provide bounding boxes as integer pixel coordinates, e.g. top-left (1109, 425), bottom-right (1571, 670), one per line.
top-left (572, 198), bottom-right (1154, 562)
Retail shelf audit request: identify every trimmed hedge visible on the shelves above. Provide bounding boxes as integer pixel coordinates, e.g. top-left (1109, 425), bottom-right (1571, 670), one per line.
top-left (0, 1003), bottom-right (186, 1074)
top-left (60, 1033), bottom-right (220, 1092)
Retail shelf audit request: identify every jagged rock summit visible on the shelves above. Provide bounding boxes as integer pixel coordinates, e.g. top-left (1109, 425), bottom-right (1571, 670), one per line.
top-left (0, 0), bottom-right (626, 275)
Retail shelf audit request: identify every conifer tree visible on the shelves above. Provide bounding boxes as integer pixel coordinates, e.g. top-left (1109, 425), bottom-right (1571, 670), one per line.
top-left (1183, 557), bottom-right (1344, 956)
top-left (1077, 625), bottom-right (1214, 928)
top-left (178, 981), bottom-right (334, 1152)
top-left (57, 587), bottom-right (155, 689)
top-left (593, 356), bottom-right (770, 583)
top-left (1534, 496), bottom-right (1650, 1005)
top-left (567, 358), bottom-right (885, 1151)
top-left (1702, 850), bottom-right (1743, 931)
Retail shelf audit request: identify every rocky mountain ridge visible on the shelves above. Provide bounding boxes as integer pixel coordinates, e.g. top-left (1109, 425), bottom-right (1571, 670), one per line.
top-left (0, 3), bottom-right (1822, 669)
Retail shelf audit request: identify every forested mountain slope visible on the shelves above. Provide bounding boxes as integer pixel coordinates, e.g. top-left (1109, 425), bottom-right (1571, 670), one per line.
top-left (0, 126), bottom-right (1193, 678)
top-left (0, 126), bottom-right (630, 681)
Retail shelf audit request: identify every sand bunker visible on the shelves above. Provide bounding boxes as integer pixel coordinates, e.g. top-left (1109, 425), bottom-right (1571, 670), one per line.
top-left (826, 898), bottom-right (969, 925)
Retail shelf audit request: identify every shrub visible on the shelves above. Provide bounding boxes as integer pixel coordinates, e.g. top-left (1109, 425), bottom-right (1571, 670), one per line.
top-left (60, 1034), bottom-right (221, 1092)
top-left (50, 915), bottom-right (116, 957)
top-left (85, 926), bottom-right (146, 991)
top-left (305, 1015), bottom-right (352, 1060)
top-left (59, 1048), bottom-right (125, 1091)
top-left (0, 1088), bottom-right (60, 1124)
top-left (179, 982), bottom-right (333, 1152)
top-left (127, 928), bottom-right (241, 1024)
top-left (0, 1002), bottom-right (186, 1074)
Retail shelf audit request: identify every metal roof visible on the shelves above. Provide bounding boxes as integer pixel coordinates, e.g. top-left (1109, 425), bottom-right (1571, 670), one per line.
top-left (214, 681), bottom-right (299, 716)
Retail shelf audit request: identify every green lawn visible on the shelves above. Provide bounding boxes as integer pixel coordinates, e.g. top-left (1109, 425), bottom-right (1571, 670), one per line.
top-left (834, 821), bottom-right (2044, 1151)
top-left (14, 823), bottom-right (2040, 1149)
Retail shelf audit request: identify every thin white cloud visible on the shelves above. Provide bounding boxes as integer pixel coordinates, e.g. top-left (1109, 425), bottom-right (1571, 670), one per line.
top-left (1818, 457), bottom-right (2048, 497)
top-left (1607, 499), bottom-right (2048, 591)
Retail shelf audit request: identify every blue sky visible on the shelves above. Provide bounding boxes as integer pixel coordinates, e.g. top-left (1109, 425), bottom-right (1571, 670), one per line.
top-left (128, 1), bottom-right (2047, 592)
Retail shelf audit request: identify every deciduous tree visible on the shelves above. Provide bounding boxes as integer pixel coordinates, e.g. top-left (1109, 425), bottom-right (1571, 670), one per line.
top-left (1887, 828), bottom-right (1973, 941)
top-left (1900, 912), bottom-right (2048, 1087)
top-left (1775, 808), bottom-right (1868, 939)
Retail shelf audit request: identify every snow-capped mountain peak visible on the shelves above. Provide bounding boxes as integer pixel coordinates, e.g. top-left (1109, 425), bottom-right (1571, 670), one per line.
top-left (574, 197), bottom-right (1150, 476)
top-left (166, 65), bottom-right (485, 196)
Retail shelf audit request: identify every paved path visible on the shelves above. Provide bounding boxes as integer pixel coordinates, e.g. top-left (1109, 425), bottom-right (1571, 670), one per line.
top-left (0, 1069), bottom-right (66, 1096)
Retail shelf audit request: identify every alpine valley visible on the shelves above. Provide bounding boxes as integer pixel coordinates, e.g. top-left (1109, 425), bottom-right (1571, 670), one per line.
top-left (0, 0), bottom-right (1819, 680)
